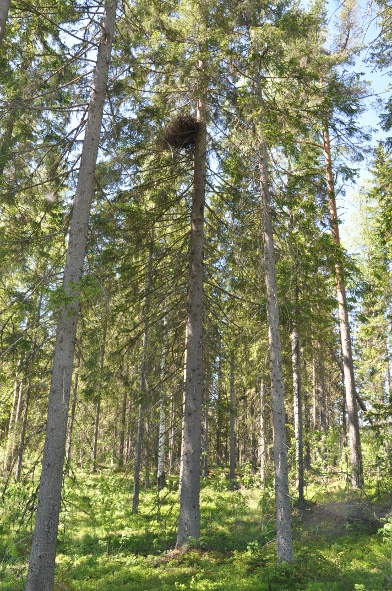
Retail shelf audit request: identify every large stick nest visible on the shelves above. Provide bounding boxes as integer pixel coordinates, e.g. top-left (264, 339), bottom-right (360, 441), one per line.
top-left (162, 115), bottom-right (199, 150)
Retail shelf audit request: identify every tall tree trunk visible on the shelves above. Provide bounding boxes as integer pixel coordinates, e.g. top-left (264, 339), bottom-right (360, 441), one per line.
top-left (118, 390), bottom-right (127, 469)
top-left (0, 0), bottom-right (10, 48)
top-left (133, 222), bottom-right (154, 513)
top-left (65, 359), bottom-right (79, 470)
top-left (92, 398), bottom-right (101, 472)
top-left (291, 326), bottom-right (304, 516)
top-left (9, 379), bottom-right (24, 469)
top-left (303, 364), bottom-right (311, 471)
top-left (157, 318), bottom-right (167, 491)
top-left (92, 296), bottom-right (109, 472)
top-left (4, 366), bottom-right (20, 471)
top-left (168, 390), bottom-right (176, 473)
top-left (229, 351), bottom-right (236, 480)
top-left (176, 77), bottom-right (206, 549)
top-left (322, 116), bottom-right (363, 489)
top-left (203, 380), bottom-right (209, 478)
top-left (125, 395), bottom-right (133, 465)
top-left (24, 4), bottom-right (117, 588)
top-left (312, 356), bottom-right (318, 429)
top-left (241, 394), bottom-right (247, 466)
top-left (216, 369), bottom-right (221, 466)
top-left (15, 380), bottom-right (31, 482)
top-left (318, 350), bottom-right (327, 434)
top-left (258, 137), bottom-right (294, 563)
top-left (259, 378), bottom-right (266, 481)
top-left (15, 297), bottom-right (41, 482)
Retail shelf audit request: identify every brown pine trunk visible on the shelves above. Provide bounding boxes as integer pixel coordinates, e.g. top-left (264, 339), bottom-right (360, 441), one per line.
top-left (323, 116), bottom-right (363, 489)
top-left (25, 4), bottom-right (117, 588)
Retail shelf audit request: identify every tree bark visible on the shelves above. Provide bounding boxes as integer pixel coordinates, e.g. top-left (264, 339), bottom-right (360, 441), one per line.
top-left (322, 116), bottom-right (363, 489)
top-left (203, 381), bottom-right (209, 477)
top-left (312, 356), bottom-right (318, 429)
top-left (92, 397), bottom-right (101, 472)
top-left (65, 359), bottom-right (79, 470)
top-left (168, 390), bottom-right (176, 473)
top-left (24, 4), bottom-right (117, 588)
top-left (0, 0), bottom-right (10, 49)
top-left (291, 326), bottom-right (304, 516)
top-left (176, 75), bottom-right (206, 549)
top-left (216, 371), bottom-right (221, 467)
top-left (259, 378), bottom-right (266, 481)
top-left (118, 390), bottom-right (127, 469)
top-left (157, 317), bottom-right (167, 490)
top-left (4, 366), bottom-right (20, 472)
top-left (9, 379), bottom-right (24, 469)
top-left (133, 222), bottom-right (154, 513)
top-left (15, 377), bottom-right (30, 481)
top-left (229, 351), bottom-right (236, 480)
top-left (258, 137), bottom-right (294, 563)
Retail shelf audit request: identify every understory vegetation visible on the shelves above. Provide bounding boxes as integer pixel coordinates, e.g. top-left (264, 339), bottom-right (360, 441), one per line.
top-left (2, 435), bottom-right (392, 591)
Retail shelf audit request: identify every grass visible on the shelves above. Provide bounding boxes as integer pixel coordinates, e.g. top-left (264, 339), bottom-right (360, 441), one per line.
top-left (1, 468), bottom-right (392, 591)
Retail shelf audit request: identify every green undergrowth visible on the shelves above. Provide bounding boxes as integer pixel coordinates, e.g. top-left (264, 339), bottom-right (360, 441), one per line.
top-left (1, 470), bottom-right (392, 590)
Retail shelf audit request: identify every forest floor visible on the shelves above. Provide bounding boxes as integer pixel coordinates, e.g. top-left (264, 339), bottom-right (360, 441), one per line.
top-left (1, 469), bottom-right (392, 591)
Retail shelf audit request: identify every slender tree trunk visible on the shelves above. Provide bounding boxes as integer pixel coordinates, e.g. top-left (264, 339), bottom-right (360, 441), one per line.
top-left (229, 351), bottom-right (236, 480)
top-left (118, 390), bottom-right (127, 469)
top-left (125, 395), bottom-right (133, 465)
top-left (168, 391), bottom-right (176, 473)
top-left (322, 116), bottom-right (363, 489)
top-left (176, 78), bottom-right (206, 549)
top-left (258, 137), bottom-right (294, 563)
top-left (4, 369), bottom-right (20, 471)
top-left (312, 356), bottom-right (318, 429)
top-left (157, 318), bottom-right (167, 490)
top-left (242, 395), bottom-right (247, 466)
top-left (15, 380), bottom-right (31, 482)
top-left (92, 296), bottom-right (109, 472)
top-left (65, 360), bottom-right (79, 470)
top-left (24, 4), bottom-right (117, 588)
top-left (9, 379), bottom-right (24, 468)
top-left (318, 353), bottom-right (327, 434)
top-left (203, 379), bottom-right (209, 478)
top-left (291, 326), bottom-right (304, 516)
top-left (92, 398), bottom-right (101, 472)
top-left (259, 378), bottom-right (266, 481)
top-left (132, 222), bottom-right (154, 513)
top-left (304, 376), bottom-right (311, 471)
top-left (0, 0), bottom-right (10, 49)
top-left (216, 372), bottom-right (221, 466)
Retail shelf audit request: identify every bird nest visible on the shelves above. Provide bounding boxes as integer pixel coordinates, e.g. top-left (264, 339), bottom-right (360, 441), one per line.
top-left (162, 114), bottom-right (199, 150)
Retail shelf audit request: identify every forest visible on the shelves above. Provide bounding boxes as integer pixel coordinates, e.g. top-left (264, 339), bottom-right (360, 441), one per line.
top-left (1, 0), bottom-right (392, 589)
